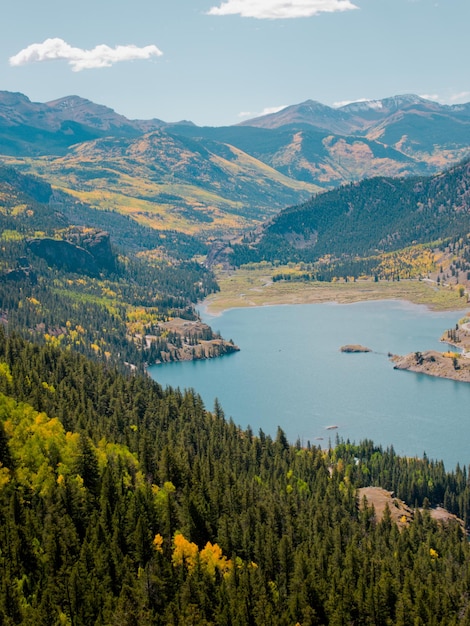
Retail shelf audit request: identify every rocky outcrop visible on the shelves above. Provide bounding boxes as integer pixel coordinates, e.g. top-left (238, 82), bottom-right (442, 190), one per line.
top-left (358, 486), bottom-right (464, 528)
top-left (1, 267), bottom-right (37, 284)
top-left (27, 229), bottom-right (116, 275)
top-left (27, 238), bottom-right (100, 276)
top-left (156, 338), bottom-right (240, 363)
top-left (145, 317), bottom-right (240, 364)
top-left (392, 350), bottom-right (470, 383)
top-left (64, 229), bottom-right (116, 272)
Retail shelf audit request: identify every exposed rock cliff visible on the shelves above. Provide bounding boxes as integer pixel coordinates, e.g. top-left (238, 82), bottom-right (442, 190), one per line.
top-left (27, 228), bottom-right (116, 275)
top-left (27, 238), bottom-right (100, 276)
top-left (64, 228), bottom-right (116, 272)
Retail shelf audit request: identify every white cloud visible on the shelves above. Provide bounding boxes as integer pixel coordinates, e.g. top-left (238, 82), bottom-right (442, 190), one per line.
top-left (238, 104), bottom-right (288, 118)
top-left (419, 93), bottom-right (440, 101)
top-left (9, 38), bottom-right (163, 72)
top-left (417, 92), bottom-right (470, 105)
top-left (208, 0), bottom-right (358, 19)
top-left (263, 105), bottom-right (289, 115)
top-left (332, 98), bottom-right (369, 108)
top-left (449, 91), bottom-right (470, 104)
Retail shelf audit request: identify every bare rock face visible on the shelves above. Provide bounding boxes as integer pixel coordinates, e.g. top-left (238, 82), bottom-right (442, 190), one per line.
top-left (27, 228), bottom-right (116, 276)
top-left (1, 267), bottom-right (37, 284)
top-left (150, 317), bottom-right (240, 364)
top-left (64, 229), bottom-right (115, 272)
top-left (27, 237), bottom-right (100, 276)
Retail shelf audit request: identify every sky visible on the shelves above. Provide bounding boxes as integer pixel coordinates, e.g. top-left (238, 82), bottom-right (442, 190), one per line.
top-left (2, 0), bottom-right (469, 127)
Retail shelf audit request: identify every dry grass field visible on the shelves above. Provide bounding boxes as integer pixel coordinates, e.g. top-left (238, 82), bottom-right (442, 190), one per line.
top-left (203, 267), bottom-right (468, 315)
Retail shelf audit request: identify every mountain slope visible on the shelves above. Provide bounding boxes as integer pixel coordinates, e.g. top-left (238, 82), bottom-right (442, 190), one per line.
top-left (169, 123), bottom-right (424, 187)
top-left (5, 129), bottom-right (318, 236)
top-left (2, 332), bottom-right (470, 624)
top-left (0, 163), bottom-right (233, 367)
top-left (229, 158), bottom-right (470, 265)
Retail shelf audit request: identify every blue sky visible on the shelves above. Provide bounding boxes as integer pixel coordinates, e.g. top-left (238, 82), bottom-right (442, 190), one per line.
top-left (2, 0), bottom-right (469, 126)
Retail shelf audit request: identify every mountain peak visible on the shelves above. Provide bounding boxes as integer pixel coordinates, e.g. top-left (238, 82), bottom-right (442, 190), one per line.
top-left (295, 99), bottom-right (334, 111)
top-left (46, 95), bottom-right (98, 110)
top-left (237, 98), bottom-right (353, 132)
top-left (0, 91), bottom-right (33, 106)
top-left (46, 95), bottom-right (123, 120)
top-left (238, 99), bottom-right (342, 130)
top-left (339, 94), bottom-right (438, 114)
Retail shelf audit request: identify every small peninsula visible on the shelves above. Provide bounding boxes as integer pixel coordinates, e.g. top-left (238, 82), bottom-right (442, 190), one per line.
top-left (392, 350), bottom-right (470, 383)
top-left (149, 317), bottom-right (239, 364)
top-left (392, 315), bottom-right (470, 383)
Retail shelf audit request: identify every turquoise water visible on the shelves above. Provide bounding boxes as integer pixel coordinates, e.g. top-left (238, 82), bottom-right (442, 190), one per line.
top-left (149, 300), bottom-right (470, 470)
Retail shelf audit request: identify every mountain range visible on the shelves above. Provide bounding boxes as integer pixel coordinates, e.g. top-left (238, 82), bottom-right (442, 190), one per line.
top-left (2, 91), bottom-right (470, 238)
top-left (238, 94), bottom-right (470, 136)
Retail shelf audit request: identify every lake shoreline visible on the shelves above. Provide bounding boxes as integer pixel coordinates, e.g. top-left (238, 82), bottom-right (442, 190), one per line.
top-left (150, 300), bottom-right (470, 469)
top-left (200, 272), bottom-right (470, 385)
top-left (202, 272), bottom-right (469, 317)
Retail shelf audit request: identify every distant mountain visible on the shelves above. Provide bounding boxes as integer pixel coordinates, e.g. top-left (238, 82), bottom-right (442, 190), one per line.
top-left (169, 123), bottom-right (424, 187)
top-left (238, 99), bottom-right (354, 133)
top-left (0, 91), bottom-right (165, 155)
top-left (0, 91), bottom-right (319, 233)
top-left (45, 95), bottom-right (165, 134)
top-left (236, 95), bottom-right (470, 169)
top-left (228, 158), bottom-right (470, 266)
top-left (238, 94), bottom-right (470, 134)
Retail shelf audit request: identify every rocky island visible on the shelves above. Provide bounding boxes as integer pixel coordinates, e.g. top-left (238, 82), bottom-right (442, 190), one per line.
top-left (340, 344), bottom-right (372, 353)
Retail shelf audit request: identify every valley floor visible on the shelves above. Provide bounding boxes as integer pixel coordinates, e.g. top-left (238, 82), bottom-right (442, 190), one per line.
top-left (203, 268), bottom-right (469, 315)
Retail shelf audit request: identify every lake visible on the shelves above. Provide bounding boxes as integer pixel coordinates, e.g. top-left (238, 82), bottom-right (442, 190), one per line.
top-left (149, 300), bottom-right (470, 470)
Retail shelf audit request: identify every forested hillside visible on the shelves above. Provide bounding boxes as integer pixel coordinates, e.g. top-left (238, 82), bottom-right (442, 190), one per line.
top-left (0, 165), bottom-right (234, 368)
top-left (1, 330), bottom-right (470, 624)
top-left (229, 158), bottom-right (470, 268)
